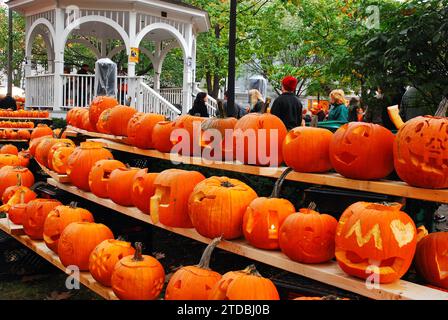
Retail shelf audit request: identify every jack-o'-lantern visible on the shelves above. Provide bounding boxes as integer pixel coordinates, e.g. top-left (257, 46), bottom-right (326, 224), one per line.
top-left (43, 203), bottom-right (94, 253)
top-left (88, 159), bottom-right (126, 198)
top-left (23, 199), bottom-right (62, 240)
top-left (335, 202), bottom-right (417, 283)
top-left (279, 202), bottom-right (338, 263)
top-left (329, 123), bottom-right (395, 180)
top-left (243, 168), bottom-right (295, 249)
top-left (131, 169), bottom-right (158, 214)
top-left (107, 167), bottom-right (140, 206)
top-left (0, 166), bottom-right (34, 196)
top-left (111, 242), bottom-right (165, 300)
top-left (152, 121), bottom-right (175, 153)
top-left (165, 237), bottom-right (222, 300)
top-left (8, 203), bottom-right (27, 225)
top-left (58, 222), bottom-right (114, 270)
top-left (89, 239), bottom-right (135, 287)
top-left (150, 169), bottom-right (205, 228)
top-left (126, 113), bottom-right (165, 149)
top-left (47, 141), bottom-right (76, 171)
top-left (394, 116), bottom-right (448, 188)
top-left (189, 176), bottom-right (258, 240)
top-left (51, 146), bottom-right (75, 174)
top-left (170, 115), bottom-right (205, 156)
top-left (415, 232), bottom-right (448, 289)
top-left (89, 96), bottom-right (119, 130)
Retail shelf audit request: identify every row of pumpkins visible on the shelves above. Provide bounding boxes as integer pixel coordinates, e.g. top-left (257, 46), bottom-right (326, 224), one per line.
top-left (0, 109), bottom-right (50, 118)
top-left (0, 121), bottom-right (35, 128)
top-left (25, 135), bottom-right (448, 291)
top-left (68, 96), bottom-right (448, 189)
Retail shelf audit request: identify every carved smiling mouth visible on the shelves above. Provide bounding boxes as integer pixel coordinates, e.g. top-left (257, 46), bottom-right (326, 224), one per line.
top-left (408, 150), bottom-right (448, 173)
top-left (336, 152), bottom-right (358, 166)
top-left (337, 250), bottom-right (405, 276)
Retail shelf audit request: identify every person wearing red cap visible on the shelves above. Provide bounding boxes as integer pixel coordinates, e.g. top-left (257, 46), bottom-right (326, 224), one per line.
top-left (270, 76), bottom-right (303, 130)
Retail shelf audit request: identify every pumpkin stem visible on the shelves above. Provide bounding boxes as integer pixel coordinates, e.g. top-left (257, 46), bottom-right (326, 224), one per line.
top-left (308, 202), bottom-right (317, 211)
top-left (435, 97), bottom-right (448, 117)
top-left (19, 190), bottom-right (25, 204)
top-left (261, 97), bottom-right (272, 114)
top-left (221, 180), bottom-right (235, 188)
top-left (133, 242), bottom-right (144, 262)
top-left (69, 202), bottom-right (78, 208)
top-left (245, 264), bottom-right (262, 277)
top-left (217, 100), bottom-right (227, 118)
top-left (197, 236), bottom-right (222, 269)
top-left (116, 235), bottom-right (126, 241)
top-left (270, 168), bottom-right (293, 198)
top-left (16, 174), bottom-right (22, 187)
top-left (310, 115), bottom-right (319, 127)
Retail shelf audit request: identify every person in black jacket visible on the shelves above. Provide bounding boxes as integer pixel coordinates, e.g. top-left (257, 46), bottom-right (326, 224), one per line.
top-left (0, 94), bottom-right (17, 110)
top-left (188, 92), bottom-right (209, 117)
top-left (270, 76), bottom-right (303, 130)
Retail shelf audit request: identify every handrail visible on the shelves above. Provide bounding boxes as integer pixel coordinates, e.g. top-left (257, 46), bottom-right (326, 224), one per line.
top-left (137, 81), bottom-right (181, 120)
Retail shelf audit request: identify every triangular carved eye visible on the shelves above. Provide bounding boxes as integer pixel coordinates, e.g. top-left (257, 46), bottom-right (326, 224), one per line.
top-left (205, 284), bottom-right (212, 291)
top-left (174, 280), bottom-right (182, 289)
top-left (415, 122), bottom-right (424, 133)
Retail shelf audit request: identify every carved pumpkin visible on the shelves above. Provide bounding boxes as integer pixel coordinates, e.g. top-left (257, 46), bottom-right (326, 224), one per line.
top-left (279, 203), bottom-right (338, 263)
top-left (283, 127), bottom-right (333, 173)
top-left (415, 232), bottom-right (448, 289)
top-left (111, 242), bottom-right (165, 300)
top-left (43, 203), bottom-right (94, 253)
top-left (29, 135), bottom-right (52, 157)
top-left (208, 264), bottom-right (279, 300)
top-left (30, 124), bottom-right (53, 140)
top-left (58, 222), bottom-right (114, 270)
top-left (329, 123), bottom-right (395, 180)
top-left (35, 138), bottom-right (74, 168)
top-left (88, 159), bottom-right (126, 198)
top-left (171, 115), bottom-right (205, 156)
top-left (152, 121), bottom-right (175, 153)
top-left (89, 96), bottom-right (119, 130)
top-left (18, 150), bottom-right (31, 167)
top-left (1, 185), bottom-right (37, 212)
top-left (107, 167), bottom-right (140, 206)
top-left (0, 166), bottom-right (34, 196)
top-left (66, 142), bottom-right (113, 191)
top-left (233, 112), bottom-right (287, 166)
top-left (335, 202), bottom-right (417, 283)
top-left (8, 203), bottom-right (27, 225)
top-left (23, 199), bottom-right (62, 240)
top-left (89, 239), bottom-right (135, 287)
top-left (51, 146), bottom-right (75, 174)
top-left (201, 111), bottom-right (237, 161)
top-left (0, 144), bottom-right (18, 155)
top-left (131, 169), bottom-right (158, 214)
top-left (127, 113), bottom-right (165, 149)
top-left (189, 176), bottom-right (258, 240)
top-left (0, 154), bottom-right (20, 168)
top-left (165, 238), bottom-right (222, 300)
top-left (47, 141), bottom-right (76, 171)
top-left (100, 105), bottom-right (137, 136)
top-left (394, 116), bottom-right (448, 188)
top-left (74, 108), bottom-right (89, 129)
top-left (150, 169), bottom-right (205, 228)
top-left (243, 168), bottom-right (295, 249)
top-left (96, 108), bottom-right (114, 134)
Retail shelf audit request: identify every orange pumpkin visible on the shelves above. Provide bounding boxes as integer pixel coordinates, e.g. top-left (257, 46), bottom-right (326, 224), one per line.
top-left (131, 169), bottom-right (158, 214)
top-left (335, 202), bottom-right (417, 283)
top-left (66, 142), bottom-right (113, 191)
top-left (126, 113), bottom-right (165, 149)
top-left (99, 105), bottom-right (137, 136)
top-left (30, 124), bottom-right (53, 140)
top-left (89, 239), bottom-right (135, 287)
top-left (8, 203), bottom-right (27, 225)
top-left (111, 242), bottom-right (165, 300)
top-left (279, 203), bottom-right (338, 263)
top-left (17, 129), bottom-right (31, 140)
top-left (171, 115), bottom-right (205, 156)
top-left (23, 199), bottom-right (62, 240)
top-left (0, 154), bottom-right (20, 168)
top-left (0, 166), bottom-right (34, 196)
top-left (51, 146), bottom-right (75, 174)
top-left (29, 135), bottom-right (52, 157)
top-left (201, 113), bottom-right (237, 160)
top-left (58, 222), bottom-right (114, 270)
top-left (152, 121), bottom-right (175, 153)
top-left (243, 168), bottom-right (295, 250)
top-left (18, 150), bottom-right (31, 167)
top-left (35, 138), bottom-right (74, 168)
top-left (47, 141), bottom-right (76, 171)
top-left (88, 159), bottom-right (126, 198)
top-left (43, 203), bottom-right (94, 253)
top-left (89, 96), bottom-right (119, 130)
top-left (165, 238), bottom-right (222, 300)
top-left (0, 144), bottom-right (19, 155)
top-left (107, 167), bottom-right (140, 206)
top-left (188, 176), bottom-right (257, 240)
top-left (96, 108), bottom-right (114, 134)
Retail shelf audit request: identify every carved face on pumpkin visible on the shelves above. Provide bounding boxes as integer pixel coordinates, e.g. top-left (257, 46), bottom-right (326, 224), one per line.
top-left (394, 116), bottom-right (448, 189)
top-left (335, 202), bottom-right (417, 284)
top-left (329, 123), bottom-right (395, 180)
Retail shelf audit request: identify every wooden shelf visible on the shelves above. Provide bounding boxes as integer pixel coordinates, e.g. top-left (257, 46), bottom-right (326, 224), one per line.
top-left (89, 138), bottom-right (448, 205)
top-left (0, 128), bottom-right (34, 131)
top-left (37, 161), bottom-right (71, 183)
top-left (0, 218), bottom-right (118, 300)
top-left (0, 140), bottom-right (29, 143)
top-left (47, 177), bottom-right (448, 300)
top-left (66, 126), bottom-right (126, 142)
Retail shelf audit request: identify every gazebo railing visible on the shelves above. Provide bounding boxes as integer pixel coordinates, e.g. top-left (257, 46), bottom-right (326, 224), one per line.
top-left (25, 74), bottom-right (55, 109)
top-left (159, 87), bottom-right (183, 106)
top-left (137, 82), bottom-right (181, 120)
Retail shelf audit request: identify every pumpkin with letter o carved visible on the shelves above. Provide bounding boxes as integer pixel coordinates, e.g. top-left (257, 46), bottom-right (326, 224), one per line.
top-left (88, 159), bottom-right (126, 198)
top-left (335, 202), bottom-right (417, 283)
top-left (414, 232), bottom-right (448, 289)
top-left (394, 116), bottom-right (448, 188)
top-left (111, 242), bottom-right (165, 300)
top-left (89, 239), bottom-right (135, 287)
top-left (58, 222), bottom-right (114, 270)
top-left (279, 203), bottom-right (338, 263)
top-left (150, 169), bottom-right (205, 228)
top-left (329, 123), bottom-right (395, 180)
top-left (189, 176), bottom-right (258, 240)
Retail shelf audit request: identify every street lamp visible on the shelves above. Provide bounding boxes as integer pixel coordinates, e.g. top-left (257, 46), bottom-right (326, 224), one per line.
top-left (227, 0), bottom-right (237, 111)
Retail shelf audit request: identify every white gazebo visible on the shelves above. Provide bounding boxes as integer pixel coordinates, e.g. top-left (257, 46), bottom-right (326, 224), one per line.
top-left (9, 0), bottom-right (216, 119)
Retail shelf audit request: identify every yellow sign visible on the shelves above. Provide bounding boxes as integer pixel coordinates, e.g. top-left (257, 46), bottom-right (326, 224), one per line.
top-left (130, 47), bottom-right (139, 63)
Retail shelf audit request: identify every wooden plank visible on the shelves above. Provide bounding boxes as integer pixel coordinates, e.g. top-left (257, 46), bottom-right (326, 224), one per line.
top-left (90, 138), bottom-right (448, 205)
top-left (2, 217), bottom-right (25, 235)
top-left (0, 128), bottom-right (34, 131)
top-left (37, 161), bottom-right (71, 184)
top-left (47, 178), bottom-right (448, 301)
top-left (0, 218), bottom-right (117, 300)
top-left (66, 126), bottom-right (126, 142)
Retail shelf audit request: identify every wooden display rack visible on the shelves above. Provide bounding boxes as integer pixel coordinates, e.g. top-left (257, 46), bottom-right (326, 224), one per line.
top-left (0, 117), bottom-right (51, 121)
top-left (37, 162), bottom-right (71, 184)
top-left (66, 126), bottom-right (126, 142)
top-left (46, 178), bottom-right (448, 300)
top-left (0, 218), bottom-right (117, 300)
top-left (89, 138), bottom-right (448, 205)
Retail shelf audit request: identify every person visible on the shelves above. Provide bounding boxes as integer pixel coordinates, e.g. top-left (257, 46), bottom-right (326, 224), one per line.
top-left (270, 76), bottom-right (303, 130)
top-left (222, 91), bottom-right (244, 118)
top-left (189, 92), bottom-right (209, 117)
top-left (327, 89), bottom-right (349, 123)
top-left (248, 89), bottom-right (265, 113)
top-left (0, 94), bottom-right (17, 110)
top-left (77, 64), bottom-right (90, 75)
top-left (348, 97), bottom-right (360, 122)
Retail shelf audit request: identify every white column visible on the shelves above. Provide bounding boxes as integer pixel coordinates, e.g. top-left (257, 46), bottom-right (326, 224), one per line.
top-left (182, 24), bottom-right (193, 114)
top-left (100, 38), bottom-right (107, 58)
top-left (127, 11), bottom-right (137, 106)
top-left (53, 8), bottom-right (65, 111)
top-left (153, 41), bottom-right (162, 91)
